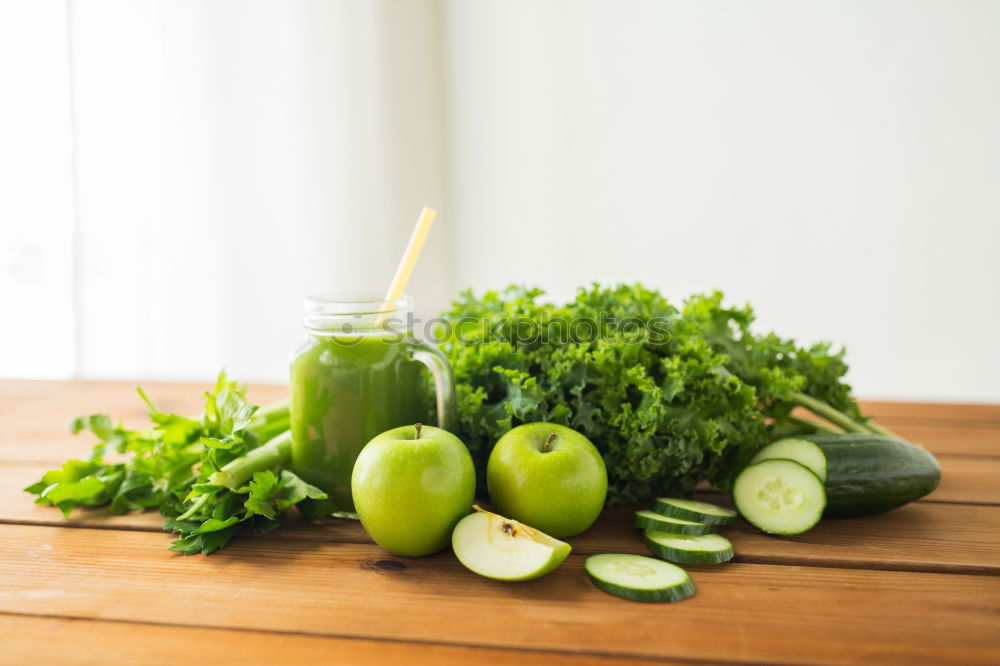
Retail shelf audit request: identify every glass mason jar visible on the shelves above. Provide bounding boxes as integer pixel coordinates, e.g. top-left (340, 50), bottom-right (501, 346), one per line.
top-left (289, 293), bottom-right (455, 510)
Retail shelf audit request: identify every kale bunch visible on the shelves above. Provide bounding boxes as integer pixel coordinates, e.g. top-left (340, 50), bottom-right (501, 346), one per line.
top-left (436, 284), bottom-right (873, 505)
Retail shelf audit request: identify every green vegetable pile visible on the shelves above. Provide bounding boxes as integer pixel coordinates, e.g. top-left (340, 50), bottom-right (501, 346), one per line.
top-left (436, 284), bottom-right (890, 505)
top-left (25, 283), bottom-right (893, 554)
top-left (25, 373), bottom-right (325, 554)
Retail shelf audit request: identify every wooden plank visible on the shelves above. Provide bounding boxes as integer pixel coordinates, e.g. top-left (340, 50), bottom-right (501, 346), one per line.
top-left (0, 379), bottom-right (288, 416)
top-left (1, 379), bottom-right (997, 463)
top-left (20, 422), bottom-right (992, 468)
top-left (860, 400), bottom-right (1000, 425)
top-left (886, 424), bottom-right (999, 457)
top-left (2, 380), bottom-right (997, 464)
top-left (1, 524), bottom-right (998, 666)
top-left (0, 380), bottom-right (287, 465)
top-left (14, 453), bottom-right (987, 526)
top-left (4, 462), bottom-right (999, 575)
top-left (6, 382), bottom-right (995, 427)
top-left (0, 614), bottom-right (687, 666)
top-left (926, 457), bottom-right (1000, 505)
top-left (790, 408), bottom-right (1000, 457)
top-left (0, 464), bottom-right (162, 529)
top-left (2, 382), bottom-right (997, 429)
top-left (582, 504), bottom-right (1000, 575)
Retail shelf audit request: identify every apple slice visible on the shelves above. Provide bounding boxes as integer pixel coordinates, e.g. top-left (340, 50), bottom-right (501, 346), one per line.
top-left (452, 506), bottom-right (572, 581)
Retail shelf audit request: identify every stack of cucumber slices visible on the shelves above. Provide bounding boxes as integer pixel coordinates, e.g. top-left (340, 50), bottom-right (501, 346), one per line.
top-left (585, 433), bottom-right (941, 604)
top-left (584, 498), bottom-right (738, 604)
top-left (734, 438), bottom-right (828, 535)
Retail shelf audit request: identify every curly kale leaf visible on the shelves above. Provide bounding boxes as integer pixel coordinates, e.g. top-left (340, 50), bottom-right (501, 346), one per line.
top-left (681, 291), bottom-right (861, 425)
top-left (437, 284), bottom-right (863, 505)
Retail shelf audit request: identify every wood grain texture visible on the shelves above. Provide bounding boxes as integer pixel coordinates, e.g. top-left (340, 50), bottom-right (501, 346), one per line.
top-left (580, 503), bottom-right (1000, 576)
top-left (4, 461), bottom-right (998, 575)
top-left (925, 457), bottom-right (1000, 505)
top-left (0, 614), bottom-right (692, 666)
top-left (0, 380), bottom-right (288, 464)
top-left (1, 524), bottom-right (998, 666)
top-left (790, 406), bottom-right (1000, 457)
top-left (2, 381), bottom-right (998, 464)
top-left (0, 464), bottom-right (164, 530)
top-left (859, 400), bottom-right (1000, 424)
top-left (7, 382), bottom-right (994, 425)
top-left (3, 380), bottom-right (1000, 665)
top-left (881, 424), bottom-right (999, 457)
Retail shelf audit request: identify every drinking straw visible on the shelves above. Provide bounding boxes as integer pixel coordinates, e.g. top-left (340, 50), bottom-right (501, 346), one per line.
top-left (380, 206), bottom-right (437, 323)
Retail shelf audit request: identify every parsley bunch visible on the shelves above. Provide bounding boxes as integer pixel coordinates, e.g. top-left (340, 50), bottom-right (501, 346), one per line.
top-left (25, 373), bottom-right (329, 554)
top-left (437, 284), bottom-right (888, 505)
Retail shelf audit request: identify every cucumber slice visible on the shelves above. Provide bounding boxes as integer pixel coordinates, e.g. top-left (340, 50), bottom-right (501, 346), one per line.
top-left (584, 553), bottom-right (696, 603)
top-left (644, 531), bottom-right (734, 565)
top-left (652, 497), bottom-right (737, 526)
top-left (750, 438), bottom-right (828, 483)
top-left (732, 459), bottom-right (826, 535)
top-left (633, 510), bottom-right (713, 535)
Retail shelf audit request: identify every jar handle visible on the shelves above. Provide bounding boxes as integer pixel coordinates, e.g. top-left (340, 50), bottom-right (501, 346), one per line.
top-left (411, 340), bottom-right (456, 431)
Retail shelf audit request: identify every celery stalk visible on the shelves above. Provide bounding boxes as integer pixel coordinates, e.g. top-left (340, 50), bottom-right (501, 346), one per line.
top-left (209, 431), bottom-right (293, 489)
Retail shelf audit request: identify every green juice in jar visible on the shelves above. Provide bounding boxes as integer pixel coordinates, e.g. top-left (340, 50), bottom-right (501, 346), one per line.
top-left (289, 294), bottom-right (454, 511)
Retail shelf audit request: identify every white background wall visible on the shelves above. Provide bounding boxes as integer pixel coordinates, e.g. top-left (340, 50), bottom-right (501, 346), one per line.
top-left (444, 1), bottom-right (1000, 401)
top-left (0, 0), bottom-right (76, 379)
top-left (2, 0), bottom-right (998, 401)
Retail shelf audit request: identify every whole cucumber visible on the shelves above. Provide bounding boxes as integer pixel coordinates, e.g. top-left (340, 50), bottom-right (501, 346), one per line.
top-left (800, 433), bottom-right (941, 518)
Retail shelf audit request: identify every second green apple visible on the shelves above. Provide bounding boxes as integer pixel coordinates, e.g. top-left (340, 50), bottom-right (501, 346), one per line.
top-left (487, 422), bottom-right (607, 538)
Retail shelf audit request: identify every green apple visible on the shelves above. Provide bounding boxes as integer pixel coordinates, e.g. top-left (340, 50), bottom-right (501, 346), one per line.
top-left (487, 422), bottom-right (607, 538)
top-left (452, 505), bottom-right (571, 581)
top-left (352, 423), bottom-right (475, 557)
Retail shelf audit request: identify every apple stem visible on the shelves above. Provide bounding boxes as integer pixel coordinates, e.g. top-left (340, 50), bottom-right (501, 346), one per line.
top-left (542, 433), bottom-right (557, 452)
top-left (414, 423), bottom-right (422, 440)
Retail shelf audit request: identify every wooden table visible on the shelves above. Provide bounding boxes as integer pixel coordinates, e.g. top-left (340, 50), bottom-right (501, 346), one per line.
top-left (1, 380), bottom-right (998, 665)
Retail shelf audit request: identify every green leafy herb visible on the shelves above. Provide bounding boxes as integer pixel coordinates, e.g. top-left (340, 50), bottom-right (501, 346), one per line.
top-left (25, 372), bottom-right (329, 555)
